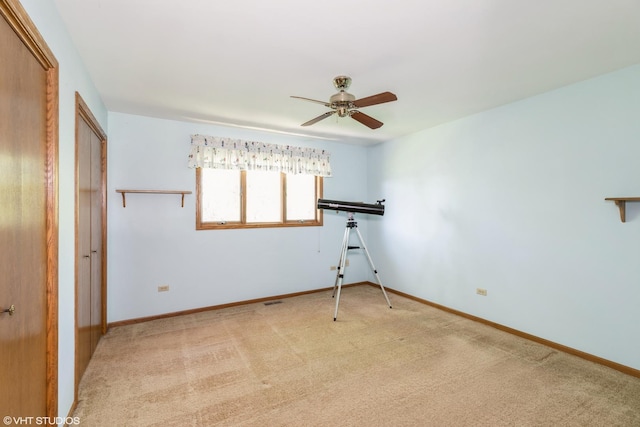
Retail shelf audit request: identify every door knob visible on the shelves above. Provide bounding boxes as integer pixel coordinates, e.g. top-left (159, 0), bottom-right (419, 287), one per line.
top-left (1, 305), bottom-right (15, 316)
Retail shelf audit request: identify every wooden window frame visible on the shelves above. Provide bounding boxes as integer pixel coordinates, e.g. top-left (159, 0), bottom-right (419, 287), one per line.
top-left (196, 168), bottom-right (323, 230)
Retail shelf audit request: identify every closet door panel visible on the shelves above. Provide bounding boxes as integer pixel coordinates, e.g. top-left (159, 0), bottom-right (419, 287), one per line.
top-left (89, 129), bottom-right (102, 353)
top-left (76, 117), bottom-right (93, 381)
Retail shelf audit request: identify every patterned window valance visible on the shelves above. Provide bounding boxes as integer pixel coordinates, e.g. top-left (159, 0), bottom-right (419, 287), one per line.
top-left (188, 134), bottom-right (332, 177)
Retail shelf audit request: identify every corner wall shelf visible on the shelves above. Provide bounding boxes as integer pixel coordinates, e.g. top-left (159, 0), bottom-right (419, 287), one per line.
top-left (116, 189), bottom-right (192, 208)
top-left (604, 197), bottom-right (640, 222)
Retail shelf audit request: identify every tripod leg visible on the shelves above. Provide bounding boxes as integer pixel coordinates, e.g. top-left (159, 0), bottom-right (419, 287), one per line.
top-left (333, 226), bottom-right (350, 298)
top-left (333, 227), bottom-right (351, 321)
top-left (354, 227), bottom-right (392, 309)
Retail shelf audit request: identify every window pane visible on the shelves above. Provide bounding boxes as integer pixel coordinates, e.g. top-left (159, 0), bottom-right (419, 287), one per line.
top-left (201, 168), bottom-right (240, 222)
top-left (246, 170), bottom-right (281, 223)
top-left (197, 168), bottom-right (321, 230)
top-left (286, 173), bottom-right (316, 221)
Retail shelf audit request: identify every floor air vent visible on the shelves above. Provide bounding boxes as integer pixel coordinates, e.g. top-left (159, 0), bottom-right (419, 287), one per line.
top-left (263, 301), bottom-right (283, 306)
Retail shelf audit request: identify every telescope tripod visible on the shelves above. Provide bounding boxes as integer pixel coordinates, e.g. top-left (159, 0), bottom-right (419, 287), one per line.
top-left (332, 213), bottom-right (392, 320)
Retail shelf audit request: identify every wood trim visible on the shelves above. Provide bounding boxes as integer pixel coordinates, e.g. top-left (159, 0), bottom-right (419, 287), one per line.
top-left (196, 170), bottom-right (324, 230)
top-left (76, 93), bottom-right (107, 140)
top-left (108, 280), bottom-right (640, 379)
top-left (64, 401), bottom-right (78, 426)
top-left (280, 172), bottom-right (286, 222)
top-left (0, 0), bottom-right (56, 68)
top-left (378, 284), bottom-right (640, 379)
top-left (1, 0), bottom-right (60, 418)
top-left (73, 95), bottom-right (79, 405)
top-left (100, 133), bottom-right (108, 336)
top-left (240, 170), bottom-right (247, 223)
top-left (74, 92), bottom-right (108, 401)
top-left (108, 282), bottom-right (368, 328)
top-left (198, 220), bottom-right (324, 230)
top-left (195, 168), bottom-right (202, 228)
top-left (317, 175), bottom-right (324, 226)
top-left (283, 174), bottom-right (324, 226)
top-left (45, 56), bottom-right (59, 424)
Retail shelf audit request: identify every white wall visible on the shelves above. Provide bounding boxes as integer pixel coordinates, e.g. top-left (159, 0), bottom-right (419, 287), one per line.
top-left (14, 1), bottom-right (640, 418)
top-left (19, 0), bottom-right (108, 420)
top-left (107, 113), bottom-right (371, 322)
top-left (367, 64), bottom-right (640, 370)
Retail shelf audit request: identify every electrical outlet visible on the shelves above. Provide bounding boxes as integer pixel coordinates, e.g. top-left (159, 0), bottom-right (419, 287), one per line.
top-left (330, 259), bottom-right (349, 270)
top-left (158, 285), bottom-right (170, 292)
top-left (476, 288), bottom-right (487, 296)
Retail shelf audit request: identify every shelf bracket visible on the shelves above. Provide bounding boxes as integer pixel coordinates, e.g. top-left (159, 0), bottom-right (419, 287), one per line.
top-left (605, 197), bottom-right (640, 223)
top-left (613, 199), bottom-right (626, 223)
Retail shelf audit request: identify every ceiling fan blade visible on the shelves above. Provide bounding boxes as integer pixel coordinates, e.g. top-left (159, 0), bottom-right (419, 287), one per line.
top-left (291, 96), bottom-right (331, 107)
top-left (301, 111), bottom-right (336, 126)
top-left (350, 111), bottom-right (383, 129)
top-left (352, 91), bottom-right (397, 108)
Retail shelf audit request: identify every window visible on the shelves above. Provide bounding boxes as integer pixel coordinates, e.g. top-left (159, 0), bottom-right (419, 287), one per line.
top-left (196, 168), bottom-right (323, 229)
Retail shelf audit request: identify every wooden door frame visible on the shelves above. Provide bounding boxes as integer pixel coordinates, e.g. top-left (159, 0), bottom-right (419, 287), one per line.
top-left (0, 0), bottom-right (59, 418)
top-left (74, 92), bottom-right (108, 396)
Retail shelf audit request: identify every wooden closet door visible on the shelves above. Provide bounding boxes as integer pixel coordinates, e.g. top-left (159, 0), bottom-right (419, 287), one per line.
top-left (0, 3), bottom-right (50, 416)
top-left (76, 115), bottom-right (93, 383)
top-left (75, 93), bottom-right (106, 392)
top-left (89, 125), bottom-right (103, 353)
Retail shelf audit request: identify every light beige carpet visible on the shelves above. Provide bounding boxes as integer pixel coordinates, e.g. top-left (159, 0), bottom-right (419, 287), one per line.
top-left (73, 285), bottom-right (640, 426)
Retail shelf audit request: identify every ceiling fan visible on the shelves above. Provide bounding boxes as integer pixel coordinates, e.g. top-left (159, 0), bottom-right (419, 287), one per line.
top-left (291, 76), bottom-right (397, 129)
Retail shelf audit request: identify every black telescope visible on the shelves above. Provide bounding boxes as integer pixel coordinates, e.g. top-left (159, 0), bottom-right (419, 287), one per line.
top-left (317, 199), bottom-right (385, 216)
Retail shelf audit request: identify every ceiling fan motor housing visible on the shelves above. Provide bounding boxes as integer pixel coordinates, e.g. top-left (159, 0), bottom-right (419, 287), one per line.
top-left (330, 90), bottom-right (356, 116)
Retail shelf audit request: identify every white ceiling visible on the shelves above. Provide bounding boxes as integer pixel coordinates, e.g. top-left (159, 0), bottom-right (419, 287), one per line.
top-left (53, 0), bottom-right (640, 145)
